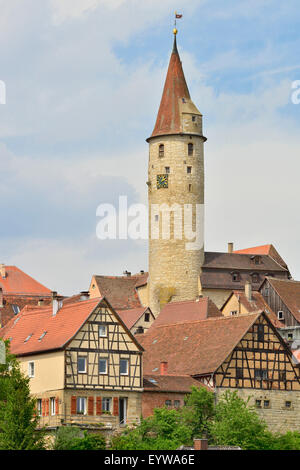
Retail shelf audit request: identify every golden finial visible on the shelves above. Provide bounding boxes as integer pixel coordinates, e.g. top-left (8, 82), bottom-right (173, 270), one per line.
top-left (173, 28), bottom-right (178, 35)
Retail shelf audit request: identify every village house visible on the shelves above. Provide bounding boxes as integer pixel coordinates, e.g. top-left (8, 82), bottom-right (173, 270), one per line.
top-left (0, 293), bottom-right (143, 434)
top-left (137, 311), bottom-right (300, 433)
top-left (117, 307), bottom-right (155, 335)
top-left (0, 264), bottom-right (52, 327)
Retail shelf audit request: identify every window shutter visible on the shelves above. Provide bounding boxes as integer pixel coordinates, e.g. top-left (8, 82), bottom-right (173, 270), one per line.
top-left (113, 397), bottom-right (119, 416)
top-left (96, 397), bottom-right (102, 415)
top-left (46, 398), bottom-right (49, 416)
top-left (88, 396), bottom-right (94, 415)
top-left (42, 399), bottom-right (45, 417)
top-left (55, 397), bottom-right (59, 415)
top-left (71, 396), bottom-right (77, 415)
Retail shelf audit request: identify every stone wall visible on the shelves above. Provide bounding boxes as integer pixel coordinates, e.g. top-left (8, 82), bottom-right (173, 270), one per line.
top-left (216, 387), bottom-right (300, 433)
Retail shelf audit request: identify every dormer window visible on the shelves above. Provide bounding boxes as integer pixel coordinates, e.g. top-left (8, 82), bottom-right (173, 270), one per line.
top-left (159, 144), bottom-right (164, 158)
top-left (231, 272), bottom-right (240, 282)
top-left (188, 143), bottom-right (194, 156)
top-left (251, 255), bottom-right (261, 265)
top-left (251, 273), bottom-right (259, 283)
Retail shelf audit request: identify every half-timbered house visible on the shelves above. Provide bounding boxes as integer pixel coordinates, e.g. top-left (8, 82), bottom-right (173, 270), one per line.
top-left (137, 312), bottom-right (300, 432)
top-left (0, 296), bottom-right (143, 432)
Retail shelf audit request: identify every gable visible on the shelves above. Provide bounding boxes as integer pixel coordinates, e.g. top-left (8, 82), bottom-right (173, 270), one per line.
top-left (214, 314), bottom-right (300, 390)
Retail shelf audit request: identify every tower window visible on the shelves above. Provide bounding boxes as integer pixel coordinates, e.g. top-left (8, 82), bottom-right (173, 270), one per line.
top-left (165, 167), bottom-right (170, 174)
top-left (192, 116), bottom-right (196, 122)
top-left (159, 144), bottom-right (164, 158)
top-left (187, 166), bottom-right (192, 174)
top-left (188, 184), bottom-right (192, 192)
top-left (188, 143), bottom-right (194, 156)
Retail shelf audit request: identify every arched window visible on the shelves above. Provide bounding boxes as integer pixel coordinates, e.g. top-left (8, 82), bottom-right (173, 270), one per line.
top-left (188, 143), bottom-right (194, 156)
top-left (159, 144), bottom-right (164, 158)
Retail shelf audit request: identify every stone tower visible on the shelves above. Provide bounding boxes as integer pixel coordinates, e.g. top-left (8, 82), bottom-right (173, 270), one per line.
top-left (147, 31), bottom-right (206, 316)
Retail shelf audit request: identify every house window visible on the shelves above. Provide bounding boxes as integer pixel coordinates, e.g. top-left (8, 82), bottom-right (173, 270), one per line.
top-left (188, 143), bottom-right (194, 156)
top-left (236, 367), bottom-right (243, 379)
top-left (251, 273), bottom-right (259, 283)
top-left (50, 397), bottom-right (56, 416)
top-left (288, 333), bottom-right (293, 340)
top-left (187, 166), bottom-right (192, 174)
top-left (174, 400), bottom-right (181, 408)
top-left (37, 399), bottom-right (42, 416)
top-left (102, 398), bottom-right (112, 412)
top-left (255, 400), bottom-right (262, 408)
top-left (285, 401), bottom-right (292, 409)
top-left (154, 214), bottom-right (159, 222)
top-left (159, 144), bottom-right (164, 158)
top-left (277, 311), bottom-right (284, 320)
top-left (145, 313), bottom-right (150, 322)
top-left (76, 397), bottom-right (87, 415)
top-left (99, 325), bottom-right (107, 337)
top-left (264, 400), bottom-right (270, 408)
top-left (28, 362), bottom-right (35, 378)
top-left (99, 358), bottom-right (108, 374)
top-left (165, 400), bottom-right (172, 407)
top-left (165, 167), bottom-right (170, 174)
top-left (232, 272), bottom-right (240, 282)
top-left (257, 324), bottom-right (264, 342)
top-left (135, 326), bottom-right (144, 334)
top-left (120, 359), bottom-right (129, 375)
top-left (230, 311), bottom-right (238, 316)
top-left (77, 356), bottom-right (87, 373)
top-left (255, 369), bottom-right (268, 380)
top-left (279, 371), bottom-right (286, 382)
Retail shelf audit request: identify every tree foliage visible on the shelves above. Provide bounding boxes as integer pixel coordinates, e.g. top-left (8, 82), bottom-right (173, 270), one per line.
top-left (181, 386), bottom-right (215, 437)
top-left (0, 341), bottom-right (46, 450)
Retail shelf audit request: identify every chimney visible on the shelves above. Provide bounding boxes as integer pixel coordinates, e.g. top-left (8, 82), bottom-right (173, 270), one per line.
top-left (80, 291), bottom-right (90, 301)
top-left (38, 298), bottom-right (44, 307)
top-left (0, 264), bottom-right (6, 278)
top-left (245, 281), bottom-right (252, 301)
top-left (160, 361), bottom-right (168, 375)
top-left (228, 242), bottom-right (234, 253)
top-left (123, 270), bottom-right (131, 277)
top-left (0, 288), bottom-right (3, 308)
top-left (140, 270), bottom-right (145, 274)
top-left (51, 291), bottom-right (63, 316)
top-left (194, 439), bottom-right (208, 451)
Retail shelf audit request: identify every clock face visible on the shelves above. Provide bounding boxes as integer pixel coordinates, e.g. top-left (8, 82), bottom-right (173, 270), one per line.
top-left (157, 174), bottom-right (168, 189)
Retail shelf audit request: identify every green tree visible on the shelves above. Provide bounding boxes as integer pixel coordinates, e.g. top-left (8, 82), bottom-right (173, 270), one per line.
top-left (181, 386), bottom-right (215, 438)
top-left (111, 407), bottom-right (192, 450)
top-left (53, 426), bottom-right (106, 450)
top-left (208, 390), bottom-right (275, 450)
top-left (0, 342), bottom-right (46, 450)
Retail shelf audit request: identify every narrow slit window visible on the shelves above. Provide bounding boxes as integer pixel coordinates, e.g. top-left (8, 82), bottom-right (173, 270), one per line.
top-left (187, 166), bottom-right (192, 174)
top-left (188, 143), bottom-right (194, 156)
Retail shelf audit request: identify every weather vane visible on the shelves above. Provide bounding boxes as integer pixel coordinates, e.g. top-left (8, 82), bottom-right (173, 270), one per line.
top-left (173, 11), bottom-right (182, 35)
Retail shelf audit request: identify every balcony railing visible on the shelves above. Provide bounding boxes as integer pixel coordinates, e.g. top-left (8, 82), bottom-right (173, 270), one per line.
top-left (37, 413), bottom-right (118, 430)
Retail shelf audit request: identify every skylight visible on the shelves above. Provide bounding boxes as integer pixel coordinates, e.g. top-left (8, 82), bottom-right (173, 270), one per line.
top-left (148, 378), bottom-right (157, 384)
top-left (152, 367), bottom-right (158, 372)
top-left (38, 331), bottom-right (47, 341)
top-left (24, 334), bottom-right (32, 343)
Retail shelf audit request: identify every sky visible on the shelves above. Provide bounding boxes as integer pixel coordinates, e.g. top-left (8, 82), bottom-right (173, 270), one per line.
top-left (0, 0), bottom-right (300, 295)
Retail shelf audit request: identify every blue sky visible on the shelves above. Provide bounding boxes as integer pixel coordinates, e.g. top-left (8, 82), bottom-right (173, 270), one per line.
top-left (0, 0), bottom-right (300, 294)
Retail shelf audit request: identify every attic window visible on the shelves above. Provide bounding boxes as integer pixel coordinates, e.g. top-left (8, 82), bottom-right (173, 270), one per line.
top-left (159, 144), bottom-right (164, 158)
top-left (231, 272), bottom-right (240, 282)
top-left (277, 311), bottom-right (284, 320)
top-left (24, 334), bottom-right (32, 343)
top-left (38, 331), bottom-right (47, 341)
top-left (12, 305), bottom-right (20, 315)
top-left (251, 256), bottom-right (261, 265)
top-left (145, 313), bottom-right (150, 322)
top-left (230, 311), bottom-right (238, 316)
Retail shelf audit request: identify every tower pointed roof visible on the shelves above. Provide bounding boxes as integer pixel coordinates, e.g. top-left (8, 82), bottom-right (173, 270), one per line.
top-left (149, 33), bottom-right (202, 140)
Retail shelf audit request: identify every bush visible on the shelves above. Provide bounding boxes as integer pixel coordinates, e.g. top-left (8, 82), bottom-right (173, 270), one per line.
top-left (52, 426), bottom-right (106, 450)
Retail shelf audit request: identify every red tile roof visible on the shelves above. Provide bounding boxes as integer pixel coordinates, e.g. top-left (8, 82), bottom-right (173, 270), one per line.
top-left (150, 36), bottom-right (194, 138)
top-left (143, 375), bottom-right (210, 393)
top-left (234, 245), bottom-right (288, 269)
top-left (117, 307), bottom-right (150, 330)
top-left (0, 266), bottom-right (52, 296)
top-left (92, 275), bottom-right (144, 310)
top-left (150, 298), bottom-right (222, 329)
top-left (0, 295), bottom-right (52, 328)
top-left (137, 313), bottom-right (261, 377)
top-left (0, 298), bottom-right (101, 356)
top-left (265, 277), bottom-right (300, 324)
